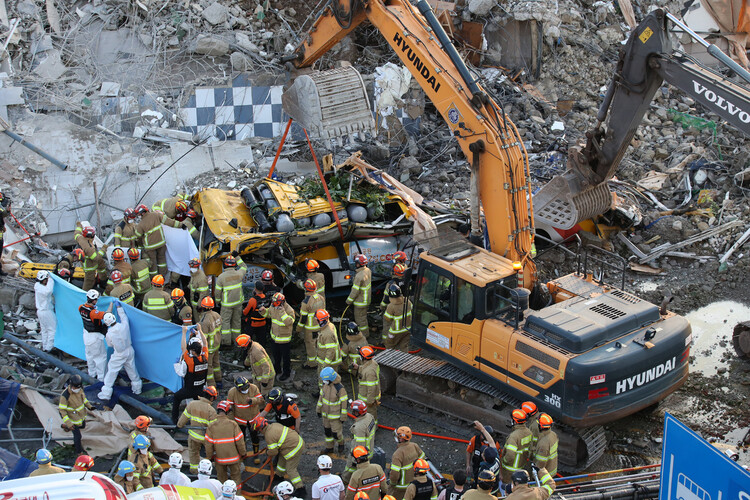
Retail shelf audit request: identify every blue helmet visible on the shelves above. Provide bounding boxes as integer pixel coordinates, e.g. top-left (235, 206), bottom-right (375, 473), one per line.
top-left (320, 366), bottom-right (336, 382)
top-left (117, 460), bottom-right (136, 476)
top-left (133, 434), bottom-right (151, 450)
top-left (35, 448), bottom-right (53, 464)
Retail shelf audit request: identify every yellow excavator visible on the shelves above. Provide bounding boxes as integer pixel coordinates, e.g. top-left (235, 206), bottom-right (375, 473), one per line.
top-left (279, 0), bottom-right (750, 471)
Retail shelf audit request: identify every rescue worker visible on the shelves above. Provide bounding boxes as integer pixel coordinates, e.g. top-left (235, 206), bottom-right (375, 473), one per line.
top-left (237, 334), bottom-right (276, 396)
top-left (105, 247), bottom-right (132, 294)
top-left (188, 258), bottom-right (210, 311)
top-left (315, 309), bottom-right (342, 384)
top-left (171, 288), bottom-right (194, 325)
top-left (127, 415), bottom-right (153, 459)
top-left (478, 447), bottom-right (501, 495)
top-left (34, 271), bottom-right (56, 352)
top-left (191, 459), bottom-right (223, 498)
top-left (260, 292), bottom-right (295, 381)
top-left (351, 346), bottom-right (381, 422)
top-left (216, 255), bottom-right (245, 345)
top-left (171, 325), bottom-right (210, 424)
top-left (403, 459), bottom-right (437, 500)
top-left (221, 480), bottom-right (244, 500)
top-left (466, 421), bottom-right (498, 480)
top-left (313, 455), bottom-right (345, 500)
top-left (227, 375), bottom-right (264, 463)
top-left (79, 289), bottom-right (110, 381)
top-left (55, 248), bottom-right (84, 276)
top-left (75, 223), bottom-right (107, 291)
top-left (107, 270), bottom-right (135, 306)
top-left (197, 296), bottom-right (222, 386)
top-left (58, 267), bottom-right (72, 282)
top-left (113, 208), bottom-right (140, 248)
top-left (532, 414), bottom-right (558, 477)
top-left (342, 322), bottom-right (368, 372)
top-left (132, 435), bottom-right (162, 489)
top-left (345, 446), bottom-right (387, 500)
top-left (128, 248), bottom-right (151, 306)
top-left (390, 426), bottom-right (427, 499)
top-left (380, 264), bottom-right (408, 311)
top-left (343, 400), bottom-right (376, 484)
top-left (382, 283), bottom-right (412, 351)
top-left (304, 259), bottom-right (327, 299)
top-left (30, 449), bottom-right (64, 476)
top-left (242, 281), bottom-right (268, 345)
top-left (177, 385), bottom-right (218, 474)
top-left (152, 195), bottom-right (189, 219)
top-left (260, 388), bottom-right (301, 430)
top-left (299, 279), bottom-right (326, 369)
top-left (505, 467), bottom-right (555, 500)
top-left (437, 470), bottom-right (466, 500)
top-left (460, 470), bottom-right (497, 500)
top-left (346, 254), bottom-right (371, 335)
top-left (114, 461), bottom-right (140, 493)
top-left (134, 204), bottom-right (182, 277)
top-left (73, 455), bottom-right (95, 471)
top-left (143, 274), bottom-right (174, 320)
top-left (261, 269), bottom-right (281, 296)
top-left (0, 192), bottom-right (9, 276)
top-left (160, 453), bottom-right (191, 486)
top-left (501, 409), bottom-right (533, 490)
top-left (522, 401), bottom-right (540, 452)
top-left (317, 367), bottom-right (348, 452)
top-left (58, 374), bottom-right (93, 454)
top-left (251, 415), bottom-right (306, 496)
top-left (205, 400), bottom-right (246, 483)
top-left (98, 305), bottom-right (142, 400)
top-left (276, 481), bottom-right (303, 500)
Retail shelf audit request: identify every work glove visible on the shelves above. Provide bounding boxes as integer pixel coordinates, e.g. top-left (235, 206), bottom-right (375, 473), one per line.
top-left (505, 484), bottom-right (513, 495)
top-left (316, 411), bottom-right (322, 418)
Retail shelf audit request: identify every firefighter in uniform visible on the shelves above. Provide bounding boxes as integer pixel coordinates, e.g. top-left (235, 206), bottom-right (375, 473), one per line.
top-left (75, 223), bottom-right (107, 291)
top-left (132, 435), bottom-right (163, 489)
top-left (227, 376), bottom-right (264, 463)
top-left (171, 326), bottom-right (210, 423)
top-left (105, 247), bottom-right (132, 294)
top-left (260, 388), bottom-right (301, 430)
top-left (79, 289), bottom-right (109, 380)
top-left (127, 416), bottom-right (153, 460)
top-left (341, 322), bottom-right (368, 373)
top-left (242, 281), bottom-right (268, 345)
top-left (532, 414), bottom-right (558, 477)
top-left (251, 415), bottom-right (306, 496)
top-left (261, 293), bottom-right (295, 381)
top-left (143, 275), bottom-right (174, 320)
top-left (114, 208), bottom-right (140, 248)
top-left (114, 461), bottom-right (140, 493)
top-left (128, 248), bottom-right (151, 306)
top-left (389, 427), bottom-right (426, 500)
top-left (345, 446), bottom-right (387, 500)
top-left (205, 400), bottom-right (246, 483)
top-left (317, 367), bottom-right (348, 452)
top-left (505, 468), bottom-right (555, 500)
top-left (58, 374), bottom-right (93, 454)
top-left (178, 385), bottom-right (218, 474)
top-left (501, 409), bottom-right (533, 489)
top-left (304, 259), bottom-right (327, 299)
top-left (315, 309), bottom-right (342, 385)
top-left (134, 204), bottom-right (181, 277)
top-left (382, 284), bottom-right (412, 351)
top-left (216, 256), bottom-right (245, 345)
top-left (392, 251), bottom-right (411, 289)
top-left (461, 470), bottom-right (498, 500)
top-left (56, 248), bottom-right (84, 276)
top-left (187, 258), bottom-right (210, 308)
top-left (352, 346), bottom-right (381, 422)
top-left (107, 270), bottom-right (135, 306)
top-left (299, 279), bottom-right (326, 369)
top-left (380, 263), bottom-right (408, 311)
top-left (343, 400), bottom-right (376, 483)
top-left (30, 449), bottom-right (64, 476)
top-left (522, 402), bottom-right (541, 453)
top-left (404, 459), bottom-right (437, 500)
top-left (153, 196), bottom-right (189, 219)
top-left (197, 297), bottom-right (222, 386)
top-left (171, 288), bottom-right (194, 326)
top-left (346, 254), bottom-right (371, 336)
top-left (237, 334), bottom-right (276, 396)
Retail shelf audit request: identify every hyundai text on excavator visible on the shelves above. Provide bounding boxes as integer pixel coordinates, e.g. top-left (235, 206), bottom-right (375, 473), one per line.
top-left (280, 0), bottom-right (750, 471)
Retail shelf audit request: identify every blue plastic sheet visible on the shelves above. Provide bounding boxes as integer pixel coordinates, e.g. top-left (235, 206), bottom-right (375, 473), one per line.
top-left (0, 447), bottom-right (37, 480)
top-left (0, 378), bottom-right (19, 431)
top-left (50, 275), bottom-right (186, 392)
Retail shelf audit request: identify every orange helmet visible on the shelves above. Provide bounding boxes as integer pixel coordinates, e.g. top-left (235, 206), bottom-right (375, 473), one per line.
top-left (522, 401), bottom-right (538, 417)
top-left (188, 258), bottom-right (201, 269)
top-left (112, 248), bottom-right (125, 261)
top-left (306, 259), bottom-right (319, 272)
top-left (271, 293), bottom-right (285, 307)
top-left (73, 455), bottom-right (95, 471)
top-left (200, 296), bottom-right (215, 309)
top-left (393, 263), bottom-right (407, 278)
top-left (110, 270), bottom-right (123, 284)
top-left (352, 445), bottom-right (369, 463)
top-left (250, 415), bottom-right (268, 431)
top-left (395, 426), bottom-right (412, 441)
top-left (127, 248), bottom-right (140, 260)
top-left (224, 256), bottom-right (237, 267)
top-left (236, 334), bottom-right (252, 348)
top-left (393, 250), bottom-right (407, 263)
top-left (303, 279), bottom-right (317, 293)
top-left (511, 409), bottom-right (527, 425)
top-left (539, 413), bottom-right (553, 430)
top-left (204, 386), bottom-right (218, 399)
top-left (354, 493), bottom-right (369, 500)
top-left (171, 288), bottom-right (185, 300)
top-left (414, 458), bottom-right (430, 475)
top-left (72, 248), bottom-right (85, 261)
top-left (135, 204), bottom-right (149, 215)
top-left (152, 274), bottom-right (165, 286)
top-left (315, 309), bottom-right (330, 325)
top-left (383, 496), bottom-right (397, 500)
top-left (82, 226), bottom-right (96, 238)
top-left (353, 254), bottom-right (368, 267)
top-left (134, 415), bottom-right (152, 430)
top-left (358, 345), bottom-right (375, 360)
top-left (175, 200), bottom-right (188, 213)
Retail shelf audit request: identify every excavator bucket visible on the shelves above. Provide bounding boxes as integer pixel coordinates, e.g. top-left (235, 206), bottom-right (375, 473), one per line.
top-left (282, 66), bottom-right (375, 139)
top-left (532, 172), bottom-right (614, 230)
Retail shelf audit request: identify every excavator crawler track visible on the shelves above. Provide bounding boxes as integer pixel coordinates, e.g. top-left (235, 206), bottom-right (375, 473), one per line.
top-left (374, 348), bottom-right (607, 472)
top-left (733, 321), bottom-right (750, 360)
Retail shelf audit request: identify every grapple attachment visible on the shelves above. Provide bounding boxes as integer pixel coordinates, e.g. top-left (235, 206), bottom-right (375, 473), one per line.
top-left (532, 171), bottom-right (614, 230)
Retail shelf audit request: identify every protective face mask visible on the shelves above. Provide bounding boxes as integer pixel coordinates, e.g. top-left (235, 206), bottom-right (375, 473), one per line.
top-left (140, 448), bottom-right (147, 455)
top-left (240, 388), bottom-right (249, 394)
top-left (190, 268), bottom-right (197, 274)
top-left (70, 387), bottom-right (80, 393)
top-left (323, 380), bottom-right (330, 385)
top-left (126, 475), bottom-right (134, 481)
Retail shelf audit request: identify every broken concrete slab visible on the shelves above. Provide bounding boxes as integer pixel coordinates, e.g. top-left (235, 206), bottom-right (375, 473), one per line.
top-left (202, 2), bottom-right (229, 25)
top-left (194, 36), bottom-right (229, 56)
top-left (32, 49), bottom-right (67, 80)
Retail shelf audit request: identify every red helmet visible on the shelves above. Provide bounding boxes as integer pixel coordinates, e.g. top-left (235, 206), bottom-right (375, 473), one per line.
top-left (315, 309), bottom-right (330, 325)
top-left (135, 204), bottom-right (149, 215)
top-left (73, 455), bottom-right (95, 471)
top-left (306, 259), bottom-right (319, 272)
top-left (393, 251), bottom-right (407, 263)
top-left (186, 209), bottom-right (197, 218)
top-left (261, 270), bottom-right (274, 281)
top-left (188, 258), bottom-right (201, 269)
top-left (175, 200), bottom-right (188, 213)
top-left (217, 400), bottom-right (233, 413)
top-left (123, 208), bottom-right (136, 221)
top-left (393, 263), bottom-right (407, 278)
top-left (72, 248), bottom-right (85, 261)
top-left (200, 296), bottom-right (215, 309)
top-left (303, 279), bottom-right (317, 293)
top-left (521, 401), bottom-right (538, 417)
top-left (82, 226), bottom-right (96, 238)
top-left (224, 256), bottom-right (237, 267)
top-left (58, 268), bottom-right (71, 278)
top-left (354, 254), bottom-right (368, 267)
top-left (358, 345), bottom-right (375, 360)
top-left (511, 409), bottom-right (528, 425)
top-left (539, 413), bottom-right (553, 430)
top-left (112, 248), bottom-right (125, 261)
top-left (348, 400), bottom-right (368, 418)
top-left (250, 415), bottom-right (268, 431)
top-left (127, 248), bottom-right (140, 260)
top-left (271, 293), bottom-right (285, 307)
top-left (110, 270), bottom-right (123, 284)
top-left (204, 386), bottom-right (218, 399)
top-left (171, 288), bottom-right (185, 300)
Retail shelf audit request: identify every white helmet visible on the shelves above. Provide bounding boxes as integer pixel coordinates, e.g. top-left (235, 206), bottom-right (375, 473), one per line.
top-left (86, 289), bottom-right (100, 301)
top-left (222, 480), bottom-right (238, 498)
top-left (103, 313), bottom-right (116, 327)
top-left (168, 452), bottom-right (183, 468)
top-left (198, 458), bottom-right (213, 475)
top-left (317, 454), bottom-right (332, 470)
top-left (275, 481), bottom-right (294, 499)
top-left (37, 270), bottom-right (49, 281)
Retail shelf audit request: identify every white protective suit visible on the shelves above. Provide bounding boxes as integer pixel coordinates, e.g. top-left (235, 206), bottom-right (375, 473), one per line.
top-left (159, 468), bottom-right (191, 487)
top-left (83, 324), bottom-right (107, 381)
top-left (98, 305), bottom-right (142, 399)
top-left (34, 278), bottom-right (56, 351)
top-left (191, 476), bottom-right (222, 498)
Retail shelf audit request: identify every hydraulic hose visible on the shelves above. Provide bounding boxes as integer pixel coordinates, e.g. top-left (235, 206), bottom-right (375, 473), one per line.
top-left (376, 423), bottom-right (470, 444)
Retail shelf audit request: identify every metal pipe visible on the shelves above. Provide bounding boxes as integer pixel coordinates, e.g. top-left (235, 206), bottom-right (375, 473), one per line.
top-left (2, 332), bottom-right (174, 425)
top-left (2, 130), bottom-right (68, 170)
top-left (554, 482), bottom-right (660, 500)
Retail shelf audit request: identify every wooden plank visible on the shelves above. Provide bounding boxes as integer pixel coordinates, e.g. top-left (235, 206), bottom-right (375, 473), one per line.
top-left (425, 0), bottom-right (456, 13)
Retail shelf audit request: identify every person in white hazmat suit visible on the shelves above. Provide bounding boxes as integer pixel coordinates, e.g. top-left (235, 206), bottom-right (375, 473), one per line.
top-left (34, 271), bottom-right (57, 351)
top-left (159, 453), bottom-right (191, 486)
top-left (191, 459), bottom-right (222, 498)
top-left (98, 305), bottom-right (142, 400)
